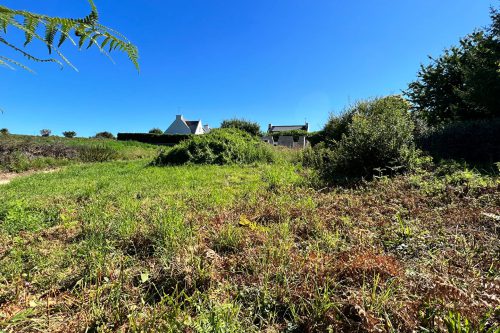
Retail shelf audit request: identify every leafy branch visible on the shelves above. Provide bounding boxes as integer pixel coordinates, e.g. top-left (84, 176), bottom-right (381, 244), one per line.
top-left (0, 0), bottom-right (139, 72)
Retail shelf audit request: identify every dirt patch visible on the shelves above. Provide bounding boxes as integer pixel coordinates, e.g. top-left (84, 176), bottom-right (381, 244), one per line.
top-left (0, 169), bottom-right (60, 185)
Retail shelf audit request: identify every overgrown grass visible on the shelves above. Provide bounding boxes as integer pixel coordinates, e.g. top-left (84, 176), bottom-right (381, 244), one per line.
top-left (0, 135), bottom-right (158, 172)
top-left (0, 158), bottom-right (498, 332)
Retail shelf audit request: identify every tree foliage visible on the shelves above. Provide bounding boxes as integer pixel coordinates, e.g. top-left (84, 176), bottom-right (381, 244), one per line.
top-left (94, 131), bottom-right (115, 139)
top-left (405, 8), bottom-right (500, 126)
top-left (40, 129), bottom-right (51, 137)
top-left (148, 128), bottom-right (164, 135)
top-left (62, 131), bottom-right (77, 138)
top-left (220, 118), bottom-right (261, 136)
top-left (0, 0), bottom-right (138, 72)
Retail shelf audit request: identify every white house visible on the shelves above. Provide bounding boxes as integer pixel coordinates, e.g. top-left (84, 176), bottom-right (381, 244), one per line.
top-left (165, 115), bottom-right (210, 135)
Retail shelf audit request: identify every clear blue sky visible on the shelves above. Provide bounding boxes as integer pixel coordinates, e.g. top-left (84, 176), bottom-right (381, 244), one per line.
top-left (0, 0), bottom-right (494, 136)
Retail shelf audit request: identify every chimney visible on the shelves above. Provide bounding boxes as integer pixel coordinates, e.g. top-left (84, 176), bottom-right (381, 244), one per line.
top-left (268, 123), bottom-right (272, 133)
top-left (305, 122), bottom-right (309, 132)
top-left (176, 115), bottom-right (184, 121)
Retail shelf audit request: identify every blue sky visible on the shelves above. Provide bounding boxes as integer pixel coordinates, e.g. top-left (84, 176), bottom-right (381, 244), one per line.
top-left (0, 0), bottom-right (494, 136)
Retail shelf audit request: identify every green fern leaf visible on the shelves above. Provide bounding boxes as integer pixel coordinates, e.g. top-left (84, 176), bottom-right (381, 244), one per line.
top-left (44, 21), bottom-right (58, 54)
top-left (23, 16), bottom-right (38, 46)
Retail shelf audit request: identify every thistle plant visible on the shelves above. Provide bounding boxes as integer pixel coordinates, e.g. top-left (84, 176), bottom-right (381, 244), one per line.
top-left (0, 0), bottom-right (139, 72)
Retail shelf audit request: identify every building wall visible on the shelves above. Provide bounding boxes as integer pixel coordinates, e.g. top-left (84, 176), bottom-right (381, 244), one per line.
top-left (165, 116), bottom-right (192, 135)
top-left (193, 122), bottom-right (204, 135)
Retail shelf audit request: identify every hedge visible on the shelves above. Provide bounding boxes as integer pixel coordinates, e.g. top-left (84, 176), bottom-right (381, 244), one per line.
top-left (117, 133), bottom-right (190, 145)
top-left (416, 118), bottom-right (500, 165)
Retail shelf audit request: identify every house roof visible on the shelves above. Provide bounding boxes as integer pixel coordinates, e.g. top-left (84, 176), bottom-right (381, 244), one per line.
top-left (269, 125), bottom-right (308, 132)
top-left (185, 120), bottom-right (201, 134)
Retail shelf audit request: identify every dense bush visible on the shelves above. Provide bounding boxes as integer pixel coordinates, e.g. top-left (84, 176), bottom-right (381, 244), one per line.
top-left (78, 145), bottom-right (118, 162)
top-left (154, 128), bottom-right (275, 166)
top-left (220, 118), bottom-right (261, 136)
top-left (40, 129), bottom-right (51, 137)
top-left (0, 128), bottom-right (9, 136)
top-left (94, 131), bottom-right (115, 139)
top-left (62, 131), bottom-right (77, 138)
top-left (117, 133), bottom-right (190, 145)
top-left (314, 96), bottom-right (417, 182)
top-left (416, 118), bottom-right (500, 166)
top-left (148, 128), bottom-right (164, 135)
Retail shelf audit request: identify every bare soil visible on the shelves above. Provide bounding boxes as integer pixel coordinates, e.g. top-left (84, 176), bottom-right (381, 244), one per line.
top-left (0, 169), bottom-right (59, 185)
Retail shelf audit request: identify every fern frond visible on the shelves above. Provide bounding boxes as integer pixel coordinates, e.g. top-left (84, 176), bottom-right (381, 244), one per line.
top-left (0, 36), bottom-right (61, 67)
top-left (44, 21), bottom-right (58, 54)
top-left (0, 56), bottom-right (35, 73)
top-left (23, 16), bottom-right (38, 46)
top-left (0, 2), bottom-right (139, 72)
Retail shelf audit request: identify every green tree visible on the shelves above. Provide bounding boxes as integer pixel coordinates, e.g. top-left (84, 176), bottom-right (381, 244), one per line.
top-left (0, 128), bottom-right (9, 135)
top-left (149, 128), bottom-right (164, 135)
top-left (221, 118), bottom-right (261, 136)
top-left (40, 129), bottom-right (51, 137)
top-left (0, 1), bottom-right (138, 72)
top-left (62, 131), bottom-right (77, 138)
top-left (405, 8), bottom-right (500, 126)
top-left (94, 131), bottom-right (115, 139)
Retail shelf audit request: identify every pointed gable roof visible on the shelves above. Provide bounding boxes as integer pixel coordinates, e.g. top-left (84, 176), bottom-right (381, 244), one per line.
top-left (185, 120), bottom-right (201, 134)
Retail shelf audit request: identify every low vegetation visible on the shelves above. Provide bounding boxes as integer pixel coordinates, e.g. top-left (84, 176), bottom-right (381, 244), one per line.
top-left (0, 135), bottom-right (158, 172)
top-left (154, 128), bottom-right (275, 166)
top-left (0, 157), bottom-right (498, 332)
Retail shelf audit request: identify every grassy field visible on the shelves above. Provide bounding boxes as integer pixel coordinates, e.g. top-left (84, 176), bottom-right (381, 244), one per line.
top-left (0, 135), bottom-right (159, 172)
top-left (0, 157), bottom-right (498, 332)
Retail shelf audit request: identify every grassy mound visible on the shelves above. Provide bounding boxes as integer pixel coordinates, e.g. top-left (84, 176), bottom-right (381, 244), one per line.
top-left (154, 128), bottom-right (275, 165)
top-left (0, 135), bottom-right (158, 172)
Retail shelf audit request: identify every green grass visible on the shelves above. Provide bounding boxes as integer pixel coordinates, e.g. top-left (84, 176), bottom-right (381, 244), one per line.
top-left (0, 158), bottom-right (498, 332)
top-left (0, 134), bottom-right (159, 172)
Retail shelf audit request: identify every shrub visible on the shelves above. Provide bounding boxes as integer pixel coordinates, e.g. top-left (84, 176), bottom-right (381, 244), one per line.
top-left (0, 128), bottom-right (9, 136)
top-left (221, 119), bottom-right (261, 136)
top-left (62, 131), bottom-right (77, 138)
top-left (78, 145), bottom-right (118, 162)
top-left (318, 96), bottom-right (417, 182)
top-left (416, 118), bottom-right (500, 166)
top-left (0, 151), bottom-right (30, 172)
top-left (117, 133), bottom-right (190, 145)
top-left (94, 131), bottom-right (115, 139)
top-left (148, 128), bottom-right (164, 135)
top-left (40, 129), bottom-right (51, 137)
top-left (153, 128), bottom-right (275, 166)
top-left (322, 109), bottom-right (357, 145)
